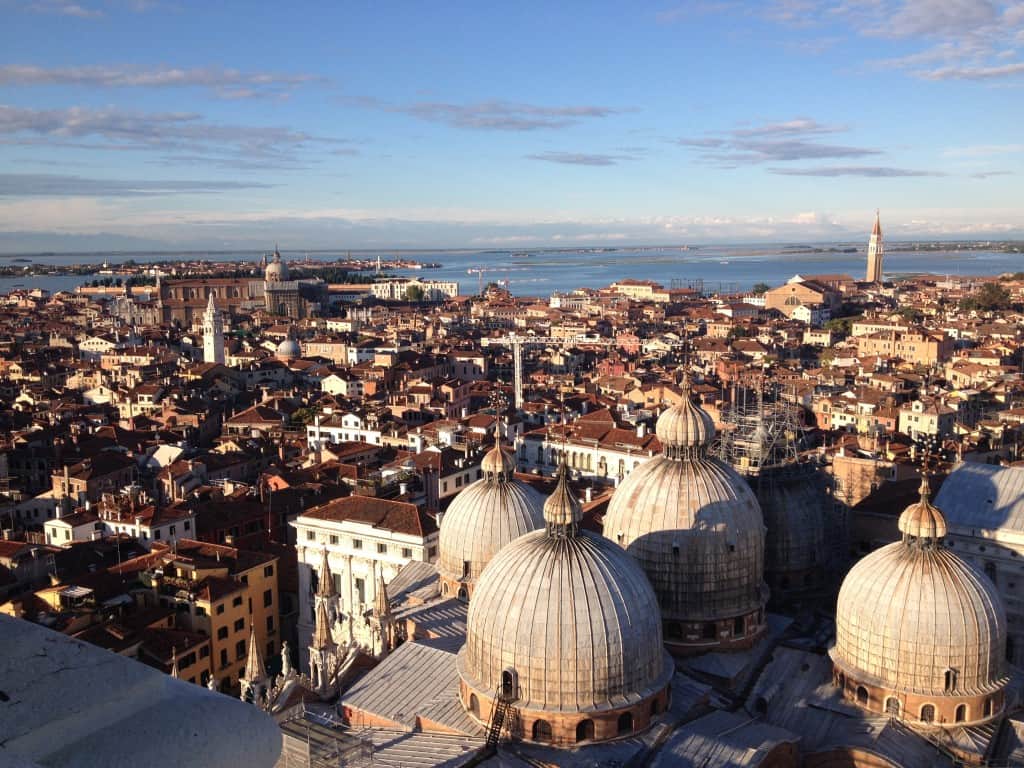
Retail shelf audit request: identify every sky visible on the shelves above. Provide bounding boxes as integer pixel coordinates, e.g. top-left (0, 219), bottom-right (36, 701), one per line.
top-left (0, 0), bottom-right (1023, 251)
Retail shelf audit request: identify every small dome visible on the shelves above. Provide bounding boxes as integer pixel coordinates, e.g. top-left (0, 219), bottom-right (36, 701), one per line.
top-left (759, 470), bottom-right (827, 582)
top-left (438, 466), bottom-right (545, 594)
top-left (898, 476), bottom-right (947, 540)
top-left (480, 442), bottom-right (516, 479)
top-left (276, 338), bottom-right (301, 360)
top-left (543, 462), bottom-right (581, 528)
top-left (831, 479), bottom-right (1008, 725)
top-left (655, 386), bottom-right (715, 458)
top-left (265, 249), bottom-right (288, 282)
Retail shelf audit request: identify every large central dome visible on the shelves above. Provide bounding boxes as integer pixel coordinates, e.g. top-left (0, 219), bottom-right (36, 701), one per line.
top-left (457, 463), bottom-right (672, 745)
top-left (603, 378), bottom-right (768, 654)
top-left (831, 477), bottom-right (1008, 727)
top-left (437, 442), bottom-right (545, 601)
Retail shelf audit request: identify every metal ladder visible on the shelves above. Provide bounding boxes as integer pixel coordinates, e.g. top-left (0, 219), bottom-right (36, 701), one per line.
top-left (485, 685), bottom-right (515, 748)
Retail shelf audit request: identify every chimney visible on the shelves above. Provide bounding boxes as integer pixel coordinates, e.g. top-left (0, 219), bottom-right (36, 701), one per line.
top-left (636, 423), bottom-right (646, 439)
top-left (585, 487), bottom-right (593, 503)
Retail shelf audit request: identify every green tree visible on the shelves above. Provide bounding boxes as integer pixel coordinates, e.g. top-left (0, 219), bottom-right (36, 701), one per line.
top-left (960, 282), bottom-right (1011, 312)
top-left (405, 285), bottom-right (425, 302)
top-left (824, 316), bottom-right (854, 335)
top-left (751, 282), bottom-right (770, 295)
top-left (897, 306), bottom-right (923, 323)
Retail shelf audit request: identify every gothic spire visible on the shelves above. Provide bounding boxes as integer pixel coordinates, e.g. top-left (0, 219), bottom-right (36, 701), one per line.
top-left (243, 622), bottom-right (268, 686)
top-left (316, 546), bottom-right (336, 599)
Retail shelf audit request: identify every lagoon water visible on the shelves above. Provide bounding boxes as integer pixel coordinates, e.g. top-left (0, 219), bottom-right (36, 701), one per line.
top-left (0, 244), bottom-right (1018, 297)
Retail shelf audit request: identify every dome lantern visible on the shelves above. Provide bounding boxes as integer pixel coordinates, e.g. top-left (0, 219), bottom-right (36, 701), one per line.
top-left (897, 475), bottom-right (947, 544)
top-left (543, 460), bottom-right (581, 534)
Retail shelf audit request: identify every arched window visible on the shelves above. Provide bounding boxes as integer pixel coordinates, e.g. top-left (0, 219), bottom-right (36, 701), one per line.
top-left (733, 616), bottom-right (745, 637)
top-left (920, 704), bottom-right (936, 723)
top-left (985, 561), bottom-right (997, 585)
top-left (984, 697), bottom-right (994, 718)
top-left (501, 669), bottom-right (517, 700)
top-left (666, 622), bottom-right (683, 640)
top-left (441, 582), bottom-right (449, 596)
top-left (955, 704), bottom-right (967, 723)
top-left (457, 587), bottom-right (468, 602)
top-left (885, 697), bottom-right (900, 716)
top-left (651, 698), bottom-right (661, 716)
top-left (837, 672), bottom-right (846, 690)
top-left (469, 694), bottom-right (479, 717)
top-left (617, 711), bottom-right (634, 735)
top-left (703, 622), bottom-right (716, 640)
top-left (944, 668), bottom-right (957, 692)
top-left (576, 719), bottom-right (594, 742)
top-left (856, 686), bottom-right (868, 706)
top-left (532, 719), bottom-right (552, 742)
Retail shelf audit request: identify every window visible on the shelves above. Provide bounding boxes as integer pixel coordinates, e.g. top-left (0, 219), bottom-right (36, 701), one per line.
top-left (955, 704), bottom-right (967, 723)
top-left (200, 646), bottom-right (210, 659)
top-left (195, 606), bottom-right (206, 617)
top-left (264, 565), bottom-right (274, 578)
top-left (266, 615), bottom-right (274, 633)
top-left (402, 547), bottom-right (413, 559)
top-left (920, 704), bottom-right (935, 723)
top-left (352, 539), bottom-right (363, 550)
top-left (984, 697), bottom-right (994, 718)
top-left (377, 543), bottom-right (387, 554)
top-left (306, 530), bottom-right (316, 541)
top-left (856, 686), bottom-right (869, 706)
top-left (236, 640), bottom-right (246, 661)
top-left (170, 525), bottom-right (176, 535)
top-left (217, 627), bottom-right (228, 640)
top-left (355, 577), bottom-right (366, 604)
top-left (234, 618), bottom-right (245, 632)
top-left (154, 529), bottom-right (161, 540)
top-left (703, 622), bottom-right (716, 640)
top-left (617, 712), bottom-right (634, 735)
top-left (184, 520), bottom-right (191, 531)
top-left (329, 535), bottom-right (339, 545)
top-left (733, 616), bottom-right (745, 637)
top-left (428, 546), bottom-right (437, 558)
top-left (219, 649), bottom-right (228, 668)
top-left (885, 697), bottom-right (900, 716)
top-left (532, 719), bottom-right (552, 743)
top-left (576, 719), bottom-right (594, 742)
top-left (263, 589), bottom-right (273, 608)
top-left (455, 476), bottom-right (462, 488)
top-left (232, 596), bottom-right (242, 607)
top-left (216, 603), bottom-right (224, 615)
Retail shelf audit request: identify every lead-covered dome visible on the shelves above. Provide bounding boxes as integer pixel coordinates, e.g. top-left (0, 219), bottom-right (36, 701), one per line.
top-left (438, 442), bottom-right (544, 601)
top-left (458, 463), bottom-right (672, 745)
top-left (275, 337), bottom-right (300, 361)
top-left (831, 477), bottom-right (1008, 727)
top-left (604, 379), bottom-right (768, 653)
top-left (265, 248), bottom-right (288, 282)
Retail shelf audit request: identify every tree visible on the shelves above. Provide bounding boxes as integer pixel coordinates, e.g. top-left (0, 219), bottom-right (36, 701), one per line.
top-left (824, 317), bottom-right (854, 335)
top-left (960, 282), bottom-right (1011, 312)
top-left (897, 306), bottom-right (923, 323)
top-left (405, 285), bottom-right (425, 302)
top-left (751, 282), bottom-right (771, 295)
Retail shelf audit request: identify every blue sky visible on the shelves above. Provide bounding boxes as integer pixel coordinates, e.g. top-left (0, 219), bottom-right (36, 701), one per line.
top-left (0, 0), bottom-right (1022, 250)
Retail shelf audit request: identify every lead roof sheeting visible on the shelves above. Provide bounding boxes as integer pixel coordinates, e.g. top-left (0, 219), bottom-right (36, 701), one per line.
top-left (935, 463), bottom-right (1024, 533)
top-left (341, 641), bottom-right (461, 730)
top-left (650, 710), bottom-right (797, 768)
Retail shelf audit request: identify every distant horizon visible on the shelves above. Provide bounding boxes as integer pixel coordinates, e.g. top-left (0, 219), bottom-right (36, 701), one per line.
top-left (2, 235), bottom-right (1024, 258)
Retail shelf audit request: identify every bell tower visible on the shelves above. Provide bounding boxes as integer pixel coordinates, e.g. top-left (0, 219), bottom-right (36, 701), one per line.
top-left (866, 210), bottom-right (884, 284)
top-left (202, 293), bottom-right (225, 365)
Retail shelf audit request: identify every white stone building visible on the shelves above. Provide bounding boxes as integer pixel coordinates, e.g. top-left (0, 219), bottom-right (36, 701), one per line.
top-left (292, 496), bottom-right (439, 671)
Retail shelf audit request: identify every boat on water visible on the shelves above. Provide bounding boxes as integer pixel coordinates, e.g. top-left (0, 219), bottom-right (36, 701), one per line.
top-left (719, 260), bottom-right (730, 264)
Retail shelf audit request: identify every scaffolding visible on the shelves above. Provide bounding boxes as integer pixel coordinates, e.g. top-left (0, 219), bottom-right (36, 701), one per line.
top-left (715, 385), bottom-right (838, 606)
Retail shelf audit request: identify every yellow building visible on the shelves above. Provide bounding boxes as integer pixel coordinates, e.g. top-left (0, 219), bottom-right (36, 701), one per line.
top-left (116, 539), bottom-right (280, 693)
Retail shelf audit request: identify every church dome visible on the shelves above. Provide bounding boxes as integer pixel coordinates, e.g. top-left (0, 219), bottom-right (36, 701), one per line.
top-left (458, 463), bottom-right (672, 745)
top-left (758, 467), bottom-right (827, 598)
top-left (830, 477), bottom-right (1008, 726)
top-left (438, 445), bottom-right (545, 600)
top-left (603, 380), bottom-right (768, 653)
top-left (265, 249), bottom-right (288, 282)
top-left (275, 338), bottom-right (301, 361)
